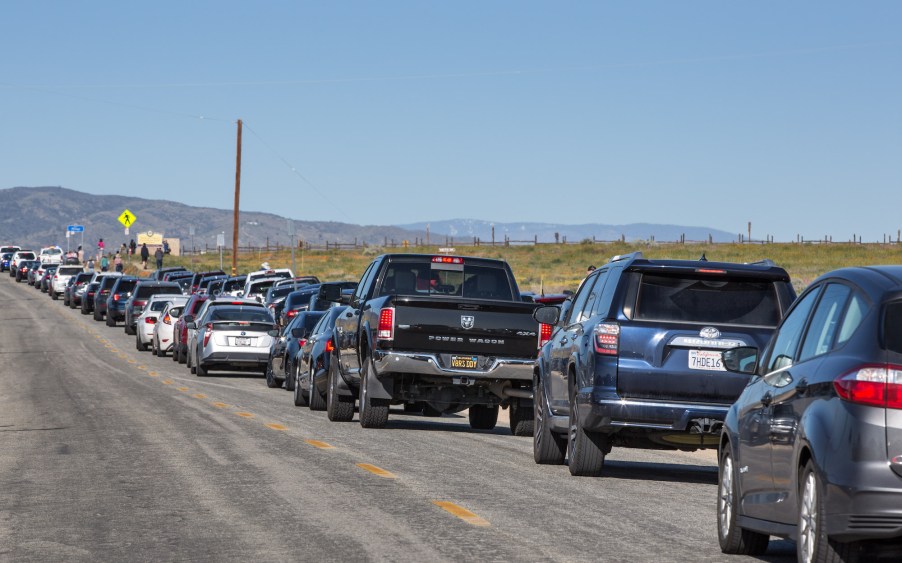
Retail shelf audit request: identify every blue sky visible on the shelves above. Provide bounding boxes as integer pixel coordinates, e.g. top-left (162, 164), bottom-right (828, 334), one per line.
top-left (3, 1), bottom-right (900, 242)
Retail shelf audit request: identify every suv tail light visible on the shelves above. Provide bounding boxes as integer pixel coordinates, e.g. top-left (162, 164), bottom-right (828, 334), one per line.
top-left (113, 294), bottom-right (121, 302)
top-left (286, 309), bottom-right (298, 319)
top-left (162, 314), bottom-right (172, 324)
top-left (298, 337), bottom-right (307, 348)
top-left (203, 323), bottom-right (213, 347)
top-left (377, 307), bottom-right (395, 340)
top-left (539, 323), bottom-right (553, 348)
top-left (594, 323), bottom-right (621, 355)
top-left (834, 364), bottom-right (902, 409)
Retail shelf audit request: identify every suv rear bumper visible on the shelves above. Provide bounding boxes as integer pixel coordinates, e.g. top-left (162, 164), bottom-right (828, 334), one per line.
top-left (577, 390), bottom-right (729, 433)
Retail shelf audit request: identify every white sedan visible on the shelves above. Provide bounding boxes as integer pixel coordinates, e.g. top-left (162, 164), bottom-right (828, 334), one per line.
top-left (151, 296), bottom-right (190, 357)
top-left (136, 295), bottom-right (188, 352)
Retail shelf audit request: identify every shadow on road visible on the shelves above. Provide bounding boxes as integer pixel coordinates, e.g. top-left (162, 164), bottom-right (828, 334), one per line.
top-left (599, 458), bottom-right (718, 485)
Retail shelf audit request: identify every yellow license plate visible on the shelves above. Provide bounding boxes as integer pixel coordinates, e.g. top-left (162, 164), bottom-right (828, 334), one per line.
top-left (450, 355), bottom-right (478, 369)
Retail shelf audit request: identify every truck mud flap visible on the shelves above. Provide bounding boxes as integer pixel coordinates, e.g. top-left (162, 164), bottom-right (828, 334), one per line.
top-left (364, 367), bottom-right (394, 400)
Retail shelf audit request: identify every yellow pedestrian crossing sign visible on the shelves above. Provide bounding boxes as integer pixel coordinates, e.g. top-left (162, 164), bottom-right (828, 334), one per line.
top-left (118, 209), bottom-right (136, 227)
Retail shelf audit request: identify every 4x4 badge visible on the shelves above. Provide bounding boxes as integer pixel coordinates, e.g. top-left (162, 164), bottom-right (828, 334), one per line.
top-left (700, 327), bottom-right (721, 339)
top-left (461, 315), bottom-right (475, 329)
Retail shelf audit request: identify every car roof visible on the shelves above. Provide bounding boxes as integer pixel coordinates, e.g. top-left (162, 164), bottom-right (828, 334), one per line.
top-left (809, 266), bottom-right (902, 296)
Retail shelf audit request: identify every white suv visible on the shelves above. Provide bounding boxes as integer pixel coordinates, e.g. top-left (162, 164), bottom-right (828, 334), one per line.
top-left (39, 246), bottom-right (64, 265)
top-left (50, 265), bottom-right (85, 300)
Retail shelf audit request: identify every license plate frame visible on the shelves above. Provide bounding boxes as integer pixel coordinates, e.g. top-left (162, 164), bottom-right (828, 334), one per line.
top-left (235, 337), bottom-right (251, 347)
top-left (450, 355), bottom-right (478, 369)
top-left (688, 349), bottom-right (725, 372)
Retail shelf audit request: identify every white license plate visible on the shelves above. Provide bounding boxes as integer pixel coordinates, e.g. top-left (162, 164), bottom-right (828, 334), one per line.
top-left (689, 350), bottom-right (725, 371)
top-left (235, 337), bottom-right (251, 346)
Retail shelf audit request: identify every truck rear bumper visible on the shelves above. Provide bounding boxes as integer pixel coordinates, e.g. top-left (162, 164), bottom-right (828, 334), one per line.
top-left (373, 350), bottom-right (533, 381)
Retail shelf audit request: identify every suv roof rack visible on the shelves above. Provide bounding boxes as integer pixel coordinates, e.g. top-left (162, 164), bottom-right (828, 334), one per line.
top-left (609, 251), bottom-right (644, 263)
top-left (745, 259), bottom-right (776, 267)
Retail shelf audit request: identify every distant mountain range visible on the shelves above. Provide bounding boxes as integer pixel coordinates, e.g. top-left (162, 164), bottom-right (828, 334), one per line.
top-left (0, 186), bottom-right (737, 250)
top-left (399, 219), bottom-right (737, 244)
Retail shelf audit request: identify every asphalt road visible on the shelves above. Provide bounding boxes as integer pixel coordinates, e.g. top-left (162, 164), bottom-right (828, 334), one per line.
top-left (0, 276), bottom-right (797, 562)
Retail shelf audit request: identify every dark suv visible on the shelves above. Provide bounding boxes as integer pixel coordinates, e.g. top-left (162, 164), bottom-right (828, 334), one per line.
top-left (123, 281), bottom-right (183, 335)
top-left (532, 252), bottom-right (796, 476)
top-left (105, 276), bottom-right (138, 327)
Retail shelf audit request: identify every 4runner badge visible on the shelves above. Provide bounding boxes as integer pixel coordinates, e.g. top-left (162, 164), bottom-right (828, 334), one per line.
top-left (700, 327), bottom-right (721, 339)
top-left (461, 315), bottom-right (475, 329)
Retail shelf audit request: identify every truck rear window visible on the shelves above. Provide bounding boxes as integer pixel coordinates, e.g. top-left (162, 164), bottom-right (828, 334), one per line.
top-left (633, 274), bottom-right (780, 326)
top-left (379, 261), bottom-right (513, 301)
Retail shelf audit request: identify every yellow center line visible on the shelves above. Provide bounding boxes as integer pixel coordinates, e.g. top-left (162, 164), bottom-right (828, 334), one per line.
top-left (127, 359), bottom-right (137, 364)
top-left (432, 501), bottom-right (490, 527)
top-left (137, 365), bottom-right (147, 370)
top-left (193, 393), bottom-right (207, 399)
top-left (305, 440), bottom-right (335, 449)
top-left (265, 423), bottom-right (288, 431)
top-left (162, 380), bottom-right (173, 385)
top-left (177, 387), bottom-right (190, 392)
top-left (356, 463), bottom-right (396, 479)
top-left (148, 371), bottom-right (159, 377)
top-left (211, 402), bottom-right (228, 408)
top-left (235, 412), bottom-right (254, 418)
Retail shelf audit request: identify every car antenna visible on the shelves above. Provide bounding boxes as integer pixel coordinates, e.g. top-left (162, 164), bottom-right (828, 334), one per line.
top-left (699, 253), bottom-right (708, 262)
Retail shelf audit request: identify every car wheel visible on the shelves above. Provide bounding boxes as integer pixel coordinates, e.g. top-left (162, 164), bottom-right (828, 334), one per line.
top-left (136, 336), bottom-right (144, 351)
top-left (308, 360), bottom-right (326, 411)
top-left (63, 294), bottom-right (69, 306)
top-left (178, 345), bottom-right (187, 364)
top-left (509, 397), bottom-right (535, 436)
top-left (358, 356), bottom-right (388, 428)
top-left (293, 363), bottom-right (308, 407)
top-left (468, 405), bottom-right (499, 430)
top-left (797, 460), bottom-right (861, 563)
top-left (195, 360), bottom-right (206, 377)
top-left (326, 360), bottom-right (354, 422)
top-left (567, 385), bottom-right (608, 477)
top-left (284, 358), bottom-right (295, 391)
top-left (534, 375), bottom-right (566, 465)
top-left (265, 362), bottom-right (280, 388)
top-left (125, 322), bottom-right (135, 336)
top-left (718, 442), bottom-right (769, 554)
top-left (50, 290), bottom-right (58, 300)
top-left (105, 314), bottom-right (115, 327)
top-left (93, 309), bottom-right (102, 321)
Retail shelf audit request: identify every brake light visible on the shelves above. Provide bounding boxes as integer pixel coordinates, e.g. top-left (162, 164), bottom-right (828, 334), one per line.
top-left (203, 323), bottom-right (213, 347)
top-left (594, 323), bottom-right (621, 355)
top-left (286, 309), bottom-right (298, 319)
top-left (696, 268), bottom-right (727, 274)
top-left (539, 323), bottom-right (553, 348)
top-left (432, 256), bottom-right (464, 264)
top-left (113, 294), bottom-right (121, 302)
top-left (326, 338), bottom-right (335, 353)
top-left (834, 364), bottom-right (902, 409)
top-left (298, 337), bottom-right (307, 347)
top-left (377, 307), bottom-right (395, 340)
top-left (144, 317), bottom-right (157, 324)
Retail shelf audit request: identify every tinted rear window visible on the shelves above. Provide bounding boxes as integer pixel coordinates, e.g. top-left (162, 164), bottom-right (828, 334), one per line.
top-left (378, 260), bottom-right (513, 301)
top-left (136, 285), bottom-right (181, 298)
top-left (884, 302), bottom-right (902, 354)
top-left (210, 308), bottom-right (274, 323)
top-left (116, 281), bottom-right (137, 293)
top-left (633, 274), bottom-right (781, 326)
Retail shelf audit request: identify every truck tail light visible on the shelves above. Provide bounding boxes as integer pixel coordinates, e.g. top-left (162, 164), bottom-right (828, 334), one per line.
top-left (203, 323), bottom-right (213, 347)
top-left (326, 337), bottom-right (335, 353)
top-left (377, 307), bottom-right (395, 340)
top-left (594, 323), bottom-right (620, 356)
top-left (539, 323), bottom-right (553, 348)
top-left (834, 364), bottom-right (902, 409)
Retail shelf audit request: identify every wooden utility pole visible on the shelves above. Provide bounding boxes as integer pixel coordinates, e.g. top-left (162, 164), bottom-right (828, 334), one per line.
top-left (232, 119), bottom-right (242, 276)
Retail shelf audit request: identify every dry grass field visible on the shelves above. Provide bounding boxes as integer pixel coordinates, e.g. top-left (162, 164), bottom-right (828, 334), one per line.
top-left (131, 242), bottom-right (902, 294)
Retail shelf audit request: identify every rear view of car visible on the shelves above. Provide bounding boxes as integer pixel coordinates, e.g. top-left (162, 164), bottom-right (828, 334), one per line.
top-left (191, 306), bottom-right (276, 376)
top-left (152, 298), bottom-right (189, 356)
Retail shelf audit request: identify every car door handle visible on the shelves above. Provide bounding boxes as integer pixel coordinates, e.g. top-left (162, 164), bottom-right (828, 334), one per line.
top-left (761, 392), bottom-right (773, 407)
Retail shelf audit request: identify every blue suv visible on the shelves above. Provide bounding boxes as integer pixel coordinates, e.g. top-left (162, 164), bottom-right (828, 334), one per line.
top-left (532, 252), bottom-right (796, 476)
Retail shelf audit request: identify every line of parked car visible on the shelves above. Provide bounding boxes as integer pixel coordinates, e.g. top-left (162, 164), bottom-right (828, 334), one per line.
top-left (7, 243), bottom-right (901, 560)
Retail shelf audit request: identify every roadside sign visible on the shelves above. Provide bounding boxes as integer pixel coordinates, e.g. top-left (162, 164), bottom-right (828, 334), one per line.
top-left (216, 233), bottom-right (225, 248)
top-left (118, 209), bottom-right (136, 227)
top-left (67, 224), bottom-right (84, 233)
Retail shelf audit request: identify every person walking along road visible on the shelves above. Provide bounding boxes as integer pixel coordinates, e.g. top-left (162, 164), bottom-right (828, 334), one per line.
top-left (154, 247), bottom-right (163, 270)
top-left (140, 243), bottom-right (149, 269)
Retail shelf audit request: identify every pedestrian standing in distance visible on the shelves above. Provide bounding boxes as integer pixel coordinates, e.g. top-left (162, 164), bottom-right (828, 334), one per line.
top-left (140, 243), bottom-right (149, 269)
top-left (586, 265), bottom-right (596, 276)
top-left (100, 254), bottom-right (109, 272)
top-left (98, 238), bottom-right (105, 259)
top-left (114, 252), bottom-right (123, 273)
top-left (129, 239), bottom-right (136, 256)
top-left (154, 247), bottom-right (163, 270)
top-left (77, 245), bottom-right (84, 264)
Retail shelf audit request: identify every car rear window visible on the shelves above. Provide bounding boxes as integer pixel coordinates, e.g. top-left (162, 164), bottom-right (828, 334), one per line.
top-left (59, 267), bottom-right (84, 275)
top-left (136, 285), bottom-right (182, 298)
top-left (378, 261), bottom-right (514, 300)
top-left (150, 301), bottom-right (171, 312)
top-left (883, 302), bottom-right (902, 354)
top-left (210, 309), bottom-right (274, 324)
top-left (116, 281), bottom-right (137, 293)
top-left (633, 274), bottom-right (781, 326)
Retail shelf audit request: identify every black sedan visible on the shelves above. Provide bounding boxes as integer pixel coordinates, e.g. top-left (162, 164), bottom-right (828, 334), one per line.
top-left (718, 265), bottom-right (902, 561)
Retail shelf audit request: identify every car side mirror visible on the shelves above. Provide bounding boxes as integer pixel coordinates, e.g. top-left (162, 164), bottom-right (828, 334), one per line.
top-left (267, 329), bottom-right (280, 337)
top-left (183, 315), bottom-right (194, 324)
top-left (533, 305), bottom-right (560, 325)
top-left (722, 346), bottom-right (759, 375)
top-left (291, 327), bottom-right (304, 338)
top-left (186, 322), bottom-right (197, 330)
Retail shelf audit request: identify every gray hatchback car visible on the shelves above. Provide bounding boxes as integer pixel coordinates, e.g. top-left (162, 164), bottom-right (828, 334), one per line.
top-left (718, 266), bottom-right (902, 561)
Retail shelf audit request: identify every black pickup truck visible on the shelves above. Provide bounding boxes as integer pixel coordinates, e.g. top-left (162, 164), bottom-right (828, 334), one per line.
top-left (328, 253), bottom-right (547, 432)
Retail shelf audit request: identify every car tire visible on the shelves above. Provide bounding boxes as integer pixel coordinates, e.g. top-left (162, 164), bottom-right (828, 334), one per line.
top-left (293, 364), bottom-right (308, 407)
top-left (136, 336), bottom-right (144, 351)
top-left (93, 309), bottom-right (102, 321)
top-left (50, 290), bottom-right (58, 300)
top-left (178, 345), bottom-right (187, 365)
top-left (358, 356), bottom-right (388, 428)
top-left (308, 361), bottom-right (326, 411)
top-left (125, 322), bottom-right (135, 336)
top-left (63, 294), bottom-right (69, 306)
top-left (265, 362), bottom-right (280, 388)
top-left (106, 314), bottom-right (115, 327)
top-left (798, 460), bottom-right (861, 562)
top-left (509, 397), bottom-right (535, 436)
top-left (284, 358), bottom-right (295, 391)
top-left (468, 404), bottom-right (499, 430)
top-left (534, 376), bottom-right (566, 465)
top-left (718, 441), bottom-right (769, 555)
top-left (326, 361), bottom-right (354, 422)
top-left (195, 361), bottom-right (206, 377)
top-left (567, 386), bottom-right (608, 477)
